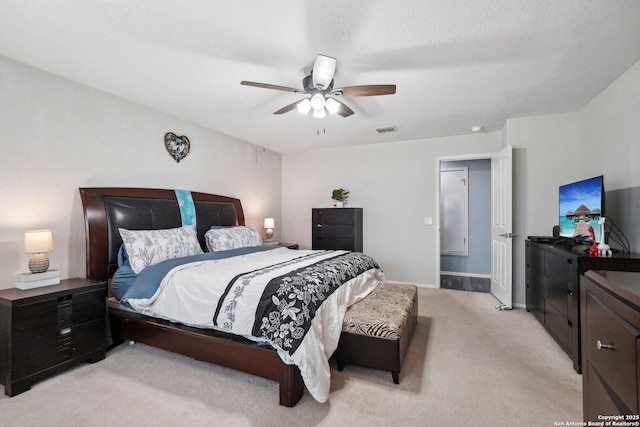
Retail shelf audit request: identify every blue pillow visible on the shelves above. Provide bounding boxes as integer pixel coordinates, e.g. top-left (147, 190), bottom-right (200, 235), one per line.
top-left (117, 244), bottom-right (129, 267)
top-left (111, 265), bottom-right (136, 300)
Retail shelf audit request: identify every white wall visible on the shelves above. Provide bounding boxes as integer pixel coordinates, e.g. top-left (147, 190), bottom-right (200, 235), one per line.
top-left (579, 60), bottom-right (640, 189)
top-left (0, 56), bottom-right (282, 289)
top-left (504, 58), bottom-right (640, 306)
top-left (281, 132), bottom-right (502, 286)
top-left (502, 112), bottom-right (581, 305)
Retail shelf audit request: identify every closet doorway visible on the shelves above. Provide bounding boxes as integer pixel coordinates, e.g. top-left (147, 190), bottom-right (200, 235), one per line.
top-left (439, 159), bottom-right (491, 292)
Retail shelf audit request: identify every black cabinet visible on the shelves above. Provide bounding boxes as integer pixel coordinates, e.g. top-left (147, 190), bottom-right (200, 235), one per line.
top-left (0, 278), bottom-right (107, 396)
top-left (312, 208), bottom-right (363, 251)
top-left (525, 241), bottom-right (640, 373)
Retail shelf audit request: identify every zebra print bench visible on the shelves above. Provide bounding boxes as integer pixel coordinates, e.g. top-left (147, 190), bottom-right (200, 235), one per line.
top-left (336, 283), bottom-right (418, 384)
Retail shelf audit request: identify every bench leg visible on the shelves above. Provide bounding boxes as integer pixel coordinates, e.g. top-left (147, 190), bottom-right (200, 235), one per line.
top-left (392, 371), bottom-right (399, 384)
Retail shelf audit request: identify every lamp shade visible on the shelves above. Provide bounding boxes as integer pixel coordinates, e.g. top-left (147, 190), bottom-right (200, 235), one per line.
top-left (24, 230), bottom-right (53, 253)
top-left (264, 218), bottom-right (275, 229)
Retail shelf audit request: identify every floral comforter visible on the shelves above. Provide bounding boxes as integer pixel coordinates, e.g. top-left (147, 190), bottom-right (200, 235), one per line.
top-left (124, 247), bottom-right (384, 402)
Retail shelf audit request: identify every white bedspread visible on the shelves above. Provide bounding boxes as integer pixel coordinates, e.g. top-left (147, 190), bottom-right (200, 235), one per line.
top-left (125, 247), bottom-right (384, 402)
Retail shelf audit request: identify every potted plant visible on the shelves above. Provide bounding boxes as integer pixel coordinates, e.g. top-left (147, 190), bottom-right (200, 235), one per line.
top-left (331, 188), bottom-right (349, 208)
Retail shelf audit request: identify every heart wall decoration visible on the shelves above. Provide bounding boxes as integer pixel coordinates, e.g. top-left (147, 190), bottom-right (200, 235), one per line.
top-left (164, 132), bottom-right (190, 163)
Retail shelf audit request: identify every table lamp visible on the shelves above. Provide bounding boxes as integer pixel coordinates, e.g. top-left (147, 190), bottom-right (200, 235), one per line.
top-left (264, 218), bottom-right (275, 239)
top-left (24, 229), bottom-right (53, 273)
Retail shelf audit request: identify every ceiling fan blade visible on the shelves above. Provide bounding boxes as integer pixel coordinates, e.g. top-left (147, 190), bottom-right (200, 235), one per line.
top-left (312, 55), bottom-right (336, 90)
top-left (331, 98), bottom-right (354, 117)
top-left (241, 81), bottom-right (305, 94)
top-left (273, 100), bottom-right (301, 115)
top-left (333, 84), bottom-right (396, 97)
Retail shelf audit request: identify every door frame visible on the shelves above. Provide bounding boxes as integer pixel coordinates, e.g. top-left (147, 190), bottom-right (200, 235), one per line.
top-left (435, 150), bottom-right (510, 296)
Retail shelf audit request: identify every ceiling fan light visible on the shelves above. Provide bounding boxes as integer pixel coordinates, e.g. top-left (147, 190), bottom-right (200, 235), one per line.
top-left (312, 108), bottom-right (327, 119)
top-left (310, 93), bottom-right (326, 111)
top-left (297, 99), bottom-right (312, 115)
top-left (325, 97), bottom-right (341, 115)
top-left (312, 55), bottom-right (337, 89)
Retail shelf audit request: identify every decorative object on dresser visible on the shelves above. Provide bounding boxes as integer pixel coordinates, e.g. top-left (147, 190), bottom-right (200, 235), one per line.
top-left (164, 132), bottom-right (190, 163)
top-left (525, 240), bottom-right (640, 373)
top-left (331, 188), bottom-right (349, 208)
top-left (312, 207), bottom-right (362, 251)
top-left (0, 278), bottom-right (107, 396)
top-left (24, 229), bottom-right (53, 274)
top-left (580, 270), bottom-right (640, 420)
top-left (16, 269), bottom-right (60, 290)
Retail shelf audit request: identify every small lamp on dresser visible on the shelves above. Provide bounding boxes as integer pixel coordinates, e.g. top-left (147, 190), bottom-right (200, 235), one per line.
top-left (24, 229), bottom-right (53, 273)
top-left (19, 229), bottom-right (60, 289)
top-left (264, 218), bottom-right (275, 239)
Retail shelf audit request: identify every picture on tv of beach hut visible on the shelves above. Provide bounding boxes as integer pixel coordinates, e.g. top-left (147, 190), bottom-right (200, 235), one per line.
top-left (559, 175), bottom-right (604, 243)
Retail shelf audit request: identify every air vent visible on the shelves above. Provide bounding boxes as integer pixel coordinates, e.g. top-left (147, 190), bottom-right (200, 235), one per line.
top-left (376, 126), bottom-right (397, 134)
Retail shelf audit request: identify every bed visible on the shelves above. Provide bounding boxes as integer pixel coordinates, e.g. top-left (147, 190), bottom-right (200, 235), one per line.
top-left (79, 187), bottom-right (383, 406)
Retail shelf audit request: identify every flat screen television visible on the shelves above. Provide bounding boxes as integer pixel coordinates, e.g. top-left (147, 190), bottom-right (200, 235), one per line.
top-left (559, 175), bottom-right (604, 243)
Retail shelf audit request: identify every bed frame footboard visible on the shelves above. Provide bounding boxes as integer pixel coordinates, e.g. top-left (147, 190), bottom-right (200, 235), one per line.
top-left (109, 308), bottom-right (304, 407)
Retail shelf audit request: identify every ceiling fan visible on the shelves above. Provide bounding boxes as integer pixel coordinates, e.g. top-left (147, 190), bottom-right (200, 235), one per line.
top-left (241, 54), bottom-right (396, 118)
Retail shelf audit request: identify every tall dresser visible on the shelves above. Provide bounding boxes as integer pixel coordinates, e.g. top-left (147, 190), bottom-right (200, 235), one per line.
top-left (312, 208), bottom-right (363, 251)
top-left (581, 270), bottom-right (640, 421)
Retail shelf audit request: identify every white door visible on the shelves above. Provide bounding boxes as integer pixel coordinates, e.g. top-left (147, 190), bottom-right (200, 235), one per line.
top-left (491, 146), bottom-right (513, 308)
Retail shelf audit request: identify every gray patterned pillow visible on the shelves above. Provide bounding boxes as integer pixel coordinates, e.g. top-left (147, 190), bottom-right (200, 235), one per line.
top-left (119, 226), bottom-right (203, 274)
top-left (205, 226), bottom-right (263, 252)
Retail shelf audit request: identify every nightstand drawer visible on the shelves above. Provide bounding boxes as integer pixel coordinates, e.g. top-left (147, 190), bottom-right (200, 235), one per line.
top-left (12, 335), bottom-right (57, 379)
top-left (72, 319), bottom-right (106, 356)
top-left (73, 288), bottom-right (107, 325)
top-left (13, 300), bottom-right (57, 342)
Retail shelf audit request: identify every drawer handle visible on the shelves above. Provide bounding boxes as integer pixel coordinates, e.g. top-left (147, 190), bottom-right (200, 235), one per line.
top-left (596, 339), bottom-right (615, 351)
top-left (317, 224), bottom-right (322, 228)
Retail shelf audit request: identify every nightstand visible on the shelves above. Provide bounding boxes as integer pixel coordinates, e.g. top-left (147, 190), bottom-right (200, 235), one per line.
top-left (278, 243), bottom-right (299, 250)
top-left (0, 278), bottom-right (107, 396)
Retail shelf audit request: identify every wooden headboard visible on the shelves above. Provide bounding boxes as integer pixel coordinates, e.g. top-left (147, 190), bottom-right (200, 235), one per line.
top-left (79, 187), bottom-right (245, 281)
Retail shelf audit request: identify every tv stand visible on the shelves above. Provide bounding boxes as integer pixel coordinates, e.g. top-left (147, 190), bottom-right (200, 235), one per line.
top-left (525, 240), bottom-right (640, 373)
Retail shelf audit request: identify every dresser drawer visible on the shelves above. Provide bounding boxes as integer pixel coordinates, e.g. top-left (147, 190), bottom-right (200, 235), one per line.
top-left (584, 291), bottom-right (639, 413)
top-left (544, 277), bottom-right (568, 318)
top-left (545, 251), bottom-right (571, 286)
top-left (312, 224), bottom-right (355, 238)
top-left (526, 243), bottom-right (544, 273)
top-left (312, 237), bottom-right (358, 251)
top-left (312, 209), bottom-right (358, 225)
top-left (545, 301), bottom-right (571, 351)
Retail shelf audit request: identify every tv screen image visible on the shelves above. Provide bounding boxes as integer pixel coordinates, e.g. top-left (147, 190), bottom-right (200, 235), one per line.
top-left (559, 175), bottom-right (604, 242)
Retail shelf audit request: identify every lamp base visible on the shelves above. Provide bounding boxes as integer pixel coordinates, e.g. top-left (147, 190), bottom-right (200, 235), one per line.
top-left (266, 229), bottom-right (274, 239)
top-left (28, 253), bottom-right (50, 274)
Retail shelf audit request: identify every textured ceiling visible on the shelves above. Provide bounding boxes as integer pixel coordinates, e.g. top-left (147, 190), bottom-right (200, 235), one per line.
top-left (2, 1), bottom-right (640, 153)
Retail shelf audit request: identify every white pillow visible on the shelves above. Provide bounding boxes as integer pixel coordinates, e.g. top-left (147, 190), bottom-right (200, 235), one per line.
top-left (119, 226), bottom-right (203, 274)
top-left (205, 226), bottom-right (263, 252)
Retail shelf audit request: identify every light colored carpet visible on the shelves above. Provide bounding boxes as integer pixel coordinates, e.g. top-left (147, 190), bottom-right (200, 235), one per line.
top-left (0, 288), bottom-right (582, 426)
